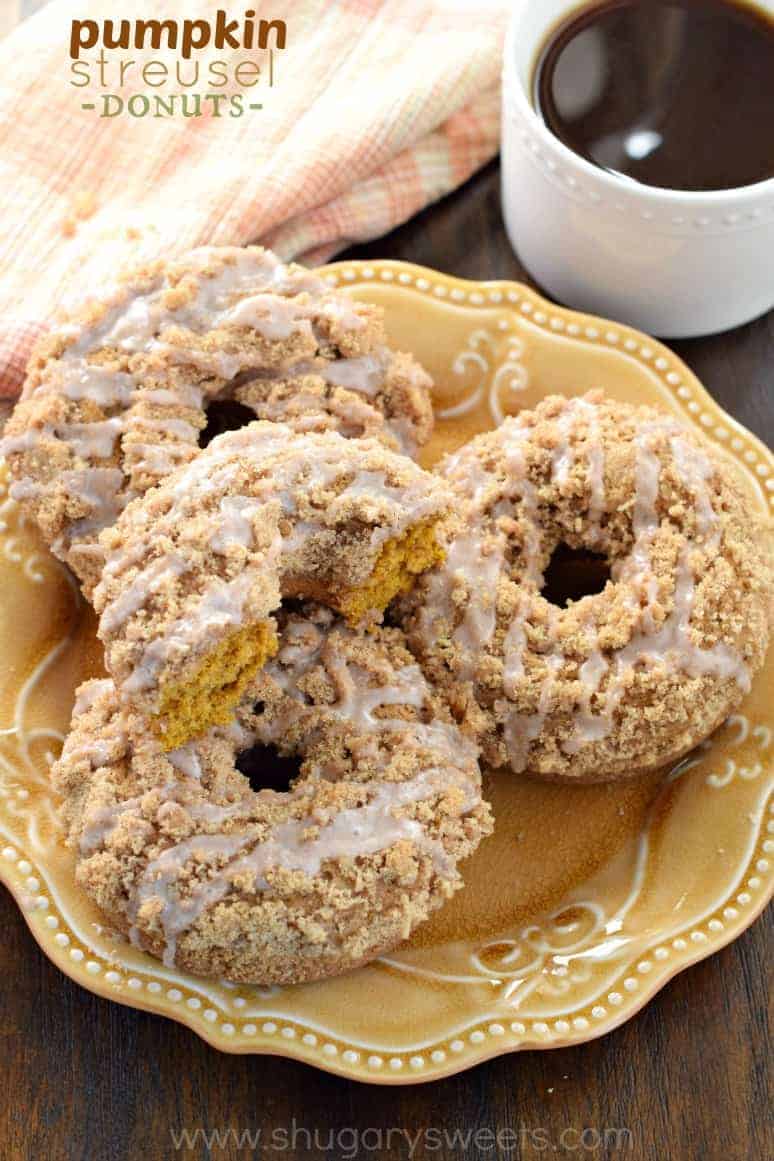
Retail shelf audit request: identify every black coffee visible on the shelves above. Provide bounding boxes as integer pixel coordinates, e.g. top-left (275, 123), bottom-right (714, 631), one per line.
top-left (533, 0), bottom-right (774, 191)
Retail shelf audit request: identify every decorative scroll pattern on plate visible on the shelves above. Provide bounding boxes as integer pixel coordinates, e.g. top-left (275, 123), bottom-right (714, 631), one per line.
top-left (0, 262), bottom-right (771, 1082)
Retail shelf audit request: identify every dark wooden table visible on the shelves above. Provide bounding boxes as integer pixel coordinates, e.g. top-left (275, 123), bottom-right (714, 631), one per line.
top-left (1, 162), bottom-right (770, 1161)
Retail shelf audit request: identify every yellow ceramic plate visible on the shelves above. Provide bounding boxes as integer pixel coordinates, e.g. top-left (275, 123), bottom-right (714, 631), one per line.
top-left (0, 261), bottom-right (771, 1084)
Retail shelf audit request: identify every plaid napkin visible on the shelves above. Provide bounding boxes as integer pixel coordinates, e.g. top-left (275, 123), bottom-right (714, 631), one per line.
top-left (0, 0), bottom-right (507, 402)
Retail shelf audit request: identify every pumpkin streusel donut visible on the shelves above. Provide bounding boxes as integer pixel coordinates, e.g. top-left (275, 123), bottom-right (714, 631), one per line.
top-left (0, 245), bottom-right (434, 595)
top-left (94, 422), bottom-right (450, 748)
top-left (51, 607), bottom-right (492, 985)
top-left (400, 392), bottom-right (771, 783)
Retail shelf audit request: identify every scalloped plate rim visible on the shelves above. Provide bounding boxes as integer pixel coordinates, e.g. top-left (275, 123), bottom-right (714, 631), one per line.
top-left (2, 826), bottom-right (771, 1085)
top-left (324, 259), bottom-right (773, 476)
top-left (1, 257), bottom-right (771, 1083)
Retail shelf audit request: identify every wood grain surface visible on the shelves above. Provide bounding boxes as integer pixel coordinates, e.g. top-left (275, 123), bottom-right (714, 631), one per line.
top-left (0, 161), bottom-right (771, 1161)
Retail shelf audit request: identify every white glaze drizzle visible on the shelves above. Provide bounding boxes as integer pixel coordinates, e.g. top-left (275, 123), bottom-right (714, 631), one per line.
top-left (7, 478), bottom-right (41, 501)
top-left (318, 295), bottom-right (367, 333)
top-left (318, 353), bottom-right (385, 395)
top-left (57, 365), bottom-right (135, 408)
top-left (416, 525), bottom-right (504, 682)
top-left (129, 765), bottom-right (463, 968)
top-left (501, 590), bottom-right (533, 693)
top-left (121, 564), bottom-right (279, 695)
top-left (124, 442), bottom-right (195, 478)
top-left (502, 610), bottom-right (564, 772)
top-left (72, 678), bottom-right (114, 716)
top-left (167, 743), bottom-right (203, 781)
top-left (421, 418), bottom-right (540, 677)
top-left (98, 426), bottom-right (445, 698)
top-left (497, 433), bottom-right (544, 687)
top-left (99, 553), bottom-right (190, 634)
top-left (218, 292), bottom-right (315, 341)
top-left (79, 606), bottom-right (482, 967)
top-left (81, 799), bottom-right (141, 855)
top-left (1, 247), bottom-right (384, 550)
top-left (258, 612), bottom-right (431, 735)
top-left (549, 397), bottom-right (605, 542)
top-left (209, 496), bottom-right (266, 555)
top-left (325, 657), bottom-right (426, 730)
top-left (2, 417), bottom-right (122, 460)
top-left (559, 423), bottom-right (748, 756)
top-left (669, 434), bottom-right (719, 543)
top-left (57, 468), bottom-right (129, 548)
top-left (427, 407), bottom-right (748, 770)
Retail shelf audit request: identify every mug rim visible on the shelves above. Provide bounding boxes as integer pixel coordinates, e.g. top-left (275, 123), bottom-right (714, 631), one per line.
top-left (503, 0), bottom-right (774, 206)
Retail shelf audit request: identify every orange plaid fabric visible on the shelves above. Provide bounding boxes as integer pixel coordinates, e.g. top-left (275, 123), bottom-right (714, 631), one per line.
top-left (0, 0), bottom-right (507, 399)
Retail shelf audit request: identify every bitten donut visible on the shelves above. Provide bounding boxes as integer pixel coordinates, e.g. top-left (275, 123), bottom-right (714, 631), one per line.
top-left (94, 422), bottom-right (450, 748)
top-left (51, 607), bottom-right (492, 985)
top-left (1, 245), bottom-right (434, 594)
top-left (400, 393), bottom-right (771, 782)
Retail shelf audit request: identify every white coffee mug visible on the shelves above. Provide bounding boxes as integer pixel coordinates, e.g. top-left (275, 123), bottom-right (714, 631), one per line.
top-left (501, 0), bottom-right (774, 337)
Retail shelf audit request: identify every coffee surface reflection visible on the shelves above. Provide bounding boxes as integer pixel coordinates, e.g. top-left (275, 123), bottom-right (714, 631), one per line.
top-left (533, 0), bottom-right (774, 191)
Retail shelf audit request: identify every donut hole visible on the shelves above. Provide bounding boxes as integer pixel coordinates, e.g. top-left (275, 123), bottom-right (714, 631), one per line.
top-left (541, 543), bottom-right (611, 608)
top-left (199, 400), bottom-right (257, 447)
top-left (236, 742), bottom-right (300, 794)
